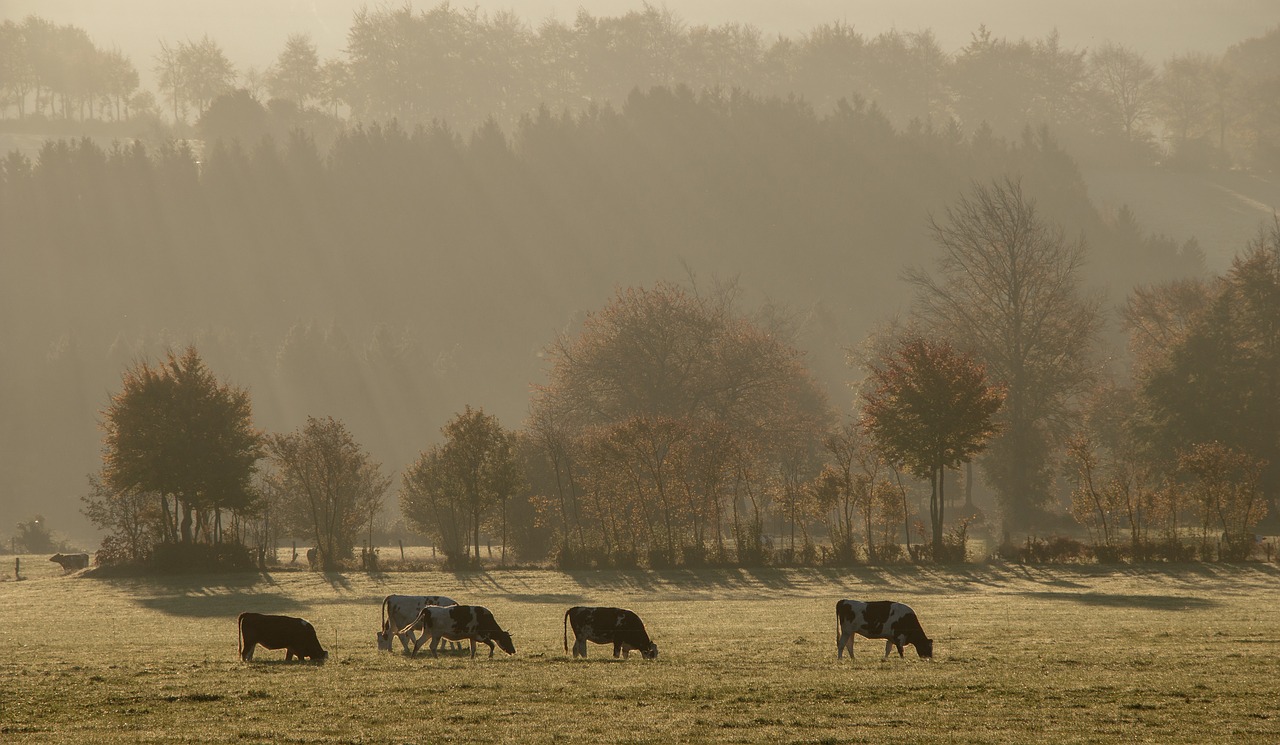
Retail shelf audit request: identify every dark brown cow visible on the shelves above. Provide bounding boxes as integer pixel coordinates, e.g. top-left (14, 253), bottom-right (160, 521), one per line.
top-left (238, 612), bottom-right (328, 662)
top-left (49, 553), bottom-right (90, 573)
top-left (564, 606), bottom-right (658, 659)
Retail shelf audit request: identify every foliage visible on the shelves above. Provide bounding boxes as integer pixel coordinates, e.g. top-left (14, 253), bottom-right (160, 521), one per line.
top-left (400, 407), bottom-right (521, 566)
top-left (1178, 442), bottom-right (1268, 561)
top-left (80, 476), bottom-right (162, 566)
top-left (861, 335), bottom-right (1004, 560)
top-left (1135, 220), bottom-right (1280, 521)
top-left (529, 281), bottom-right (832, 567)
top-left (99, 347), bottom-right (263, 547)
top-left (266, 416), bottom-right (389, 571)
top-left (12, 515), bottom-right (57, 554)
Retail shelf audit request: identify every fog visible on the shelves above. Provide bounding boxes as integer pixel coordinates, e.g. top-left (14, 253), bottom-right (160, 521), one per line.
top-left (1, 0), bottom-right (1278, 551)
top-left (11, 0), bottom-right (1277, 80)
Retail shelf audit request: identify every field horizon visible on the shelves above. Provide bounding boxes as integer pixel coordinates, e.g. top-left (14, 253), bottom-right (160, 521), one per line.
top-left (2, 562), bottom-right (1278, 742)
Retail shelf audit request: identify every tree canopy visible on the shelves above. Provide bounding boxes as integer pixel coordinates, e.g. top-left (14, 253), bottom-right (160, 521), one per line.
top-left (861, 335), bottom-right (1004, 559)
top-left (100, 347), bottom-right (262, 545)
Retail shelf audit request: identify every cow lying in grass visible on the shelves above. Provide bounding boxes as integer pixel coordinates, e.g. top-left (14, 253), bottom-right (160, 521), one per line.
top-left (836, 600), bottom-right (932, 661)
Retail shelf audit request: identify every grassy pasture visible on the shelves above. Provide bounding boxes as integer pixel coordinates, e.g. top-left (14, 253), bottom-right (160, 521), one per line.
top-left (2, 562), bottom-right (1278, 743)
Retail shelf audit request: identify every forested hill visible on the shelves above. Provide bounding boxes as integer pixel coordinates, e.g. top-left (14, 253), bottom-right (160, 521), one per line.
top-left (0, 88), bottom-right (1203, 542)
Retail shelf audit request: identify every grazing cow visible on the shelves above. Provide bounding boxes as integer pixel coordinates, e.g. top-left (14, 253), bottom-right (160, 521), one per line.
top-left (401, 605), bottom-right (515, 658)
top-left (49, 553), bottom-right (90, 573)
top-left (377, 594), bottom-right (458, 653)
top-left (306, 547), bottom-right (320, 569)
top-left (563, 606), bottom-right (658, 659)
top-left (238, 612), bottom-right (328, 662)
top-left (836, 600), bottom-right (933, 661)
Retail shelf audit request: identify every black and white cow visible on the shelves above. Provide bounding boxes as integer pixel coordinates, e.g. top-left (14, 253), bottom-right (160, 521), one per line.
top-left (238, 612), bottom-right (328, 662)
top-left (836, 600), bottom-right (932, 661)
top-left (377, 594), bottom-right (458, 653)
top-left (49, 553), bottom-right (90, 573)
top-left (401, 605), bottom-right (515, 658)
top-left (563, 606), bottom-right (658, 659)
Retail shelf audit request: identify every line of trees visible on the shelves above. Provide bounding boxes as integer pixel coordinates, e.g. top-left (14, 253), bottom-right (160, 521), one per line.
top-left (0, 17), bottom-right (145, 122)
top-left (78, 193), bottom-right (1276, 569)
top-left (4, 9), bottom-right (1280, 168)
top-left (1066, 219), bottom-right (1280, 561)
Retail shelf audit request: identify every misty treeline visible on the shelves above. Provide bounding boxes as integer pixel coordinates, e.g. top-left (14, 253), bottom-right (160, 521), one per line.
top-left (0, 86), bottom-right (1204, 543)
top-left (79, 209), bottom-right (1279, 570)
top-left (3, 7), bottom-right (1280, 169)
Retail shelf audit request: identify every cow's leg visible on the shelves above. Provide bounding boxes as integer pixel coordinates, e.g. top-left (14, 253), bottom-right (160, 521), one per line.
top-left (469, 639), bottom-right (478, 659)
top-left (399, 630), bottom-right (414, 654)
top-left (485, 639), bottom-right (495, 658)
top-left (837, 627), bottom-right (853, 660)
top-left (613, 642), bottom-right (622, 658)
top-left (286, 649), bottom-right (296, 662)
top-left (896, 640), bottom-right (905, 658)
top-left (429, 635), bottom-right (442, 658)
top-left (573, 638), bottom-right (586, 658)
top-left (882, 640), bottom-right (893, 660)
top-left (243, 641), bottom-right (256, 662)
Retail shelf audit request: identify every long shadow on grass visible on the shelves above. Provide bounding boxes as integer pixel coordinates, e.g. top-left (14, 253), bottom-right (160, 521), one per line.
top-left (104, 574), bottom-right (306, 618)
top-left (1018, 590), bottom-right (1220, 610)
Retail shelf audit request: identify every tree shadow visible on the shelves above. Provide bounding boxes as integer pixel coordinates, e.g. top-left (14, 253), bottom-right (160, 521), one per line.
top-left (133, 591), bottom-right (307, 618)
top-left (1018, 590), bottom-right (1220, 610)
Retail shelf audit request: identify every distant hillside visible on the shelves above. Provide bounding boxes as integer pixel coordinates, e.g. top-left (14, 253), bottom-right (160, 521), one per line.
top-left (1082, 165), bottom-right (1280, 271)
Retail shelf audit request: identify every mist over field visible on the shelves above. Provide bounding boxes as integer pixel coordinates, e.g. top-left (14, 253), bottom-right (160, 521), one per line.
top-left (1, 0), bottom-right (1279, 561)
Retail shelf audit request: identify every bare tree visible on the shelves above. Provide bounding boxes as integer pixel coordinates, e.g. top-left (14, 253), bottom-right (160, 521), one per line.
top-left (1090, 41), bottom-right (1157, 142)
top-left (267, 416), bottom-right (389, 570)
top-left (907, 178), bottom-right (1102, 539)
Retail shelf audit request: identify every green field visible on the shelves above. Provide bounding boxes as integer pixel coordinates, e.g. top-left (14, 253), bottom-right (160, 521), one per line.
top-left (2, 560), bottom-right (1278, 743)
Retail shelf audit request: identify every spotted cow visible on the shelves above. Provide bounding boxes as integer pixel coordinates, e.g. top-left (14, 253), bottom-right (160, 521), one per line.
top-left (377, 594), bottom-right (458, 653)
top-left (401, 605), bottom-right (515, 658)
top-left (238, 612), bottom-right (328, 662)
top-left (836, 600), bottom-right (932, 661)
top-left (563, 606), bottom-right (658, 659)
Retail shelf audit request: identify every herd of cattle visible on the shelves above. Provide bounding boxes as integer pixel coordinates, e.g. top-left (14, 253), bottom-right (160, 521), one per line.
top-left (45, 554), bottom-right (934, 664)
top-left (236, 594), bottom-right (933, 664)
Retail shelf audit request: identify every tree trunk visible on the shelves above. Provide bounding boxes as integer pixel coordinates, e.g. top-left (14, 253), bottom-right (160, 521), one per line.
top-left (931, 467), bottom-right (945, 560)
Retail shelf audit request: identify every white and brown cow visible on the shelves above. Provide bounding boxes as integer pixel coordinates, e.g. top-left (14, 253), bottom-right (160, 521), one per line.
top-left (836, 600), bottom-right (932, 661)
top-left (238, 612), bottom-right (328, 662)
top-left (377, 594), bottom-right (458, 653)
top-left (401, 604), bottom-right (515, 658)
top-left (563, 606), bottom-right (658, 659)
top-left (49, 553), bottom-right (90, 573)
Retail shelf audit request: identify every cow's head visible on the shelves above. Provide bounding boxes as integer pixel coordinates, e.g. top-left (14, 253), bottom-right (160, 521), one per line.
top-left (493, 629), bottom-right (516, 655)
top-left (916, 637), bottom-right (933, 659)
top-left (376, 631), bottom-right (392, 652)
top-left (641, 642), bottom-right (659, 660)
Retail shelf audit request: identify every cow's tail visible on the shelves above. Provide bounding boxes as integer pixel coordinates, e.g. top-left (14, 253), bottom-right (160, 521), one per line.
top-left (835, 601), bottom-right (843, 658)
top-left (236, 612), bottom-right (246, 660)
top-left (563, 608), bottom-right (570, 653)
top-left (380, 595), bottom-right (390, 635)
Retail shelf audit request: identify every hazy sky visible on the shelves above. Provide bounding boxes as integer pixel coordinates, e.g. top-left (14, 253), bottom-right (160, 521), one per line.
top-left (7, 0), bottom-right (1279, 81)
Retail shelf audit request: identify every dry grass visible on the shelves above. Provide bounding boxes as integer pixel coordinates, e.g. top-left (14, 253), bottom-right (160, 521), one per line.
top-left (2, 562), bottom-right (1278, 743)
